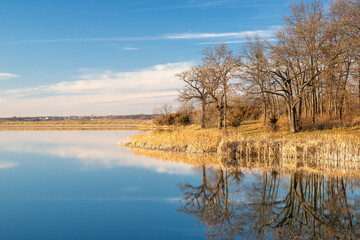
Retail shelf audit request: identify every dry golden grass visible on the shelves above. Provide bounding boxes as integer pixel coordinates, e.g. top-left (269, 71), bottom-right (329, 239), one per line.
top-left (123, 121), bottom-right (360, 175)
top-left (123, 126), bottom-right (224, 153)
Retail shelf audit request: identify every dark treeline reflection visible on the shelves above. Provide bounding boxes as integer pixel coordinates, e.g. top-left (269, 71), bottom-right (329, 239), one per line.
top-left (179, 166), bottom-right (360, 239)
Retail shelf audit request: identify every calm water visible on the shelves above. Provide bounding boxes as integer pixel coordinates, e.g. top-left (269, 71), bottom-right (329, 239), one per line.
top-left (0, 130), bottom-right (359, 239)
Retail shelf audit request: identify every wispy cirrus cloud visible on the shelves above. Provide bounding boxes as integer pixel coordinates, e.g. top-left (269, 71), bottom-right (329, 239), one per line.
top-left (0, 73), bottom-right (19, 81)
top-left (120, 47), bottom-right (141, 51)
top-left (14, 36), bottom-right (160, 44)
top-left (196, 38), bottom-right (277, 45)
top-left (137, 0), bottom-right (235, 11)
top-left (135, 0), bottom-right (289, 12)
top-left (165, 28), bottom-right (276, 40)
top-left (10, 26), bottom-right (277, 44)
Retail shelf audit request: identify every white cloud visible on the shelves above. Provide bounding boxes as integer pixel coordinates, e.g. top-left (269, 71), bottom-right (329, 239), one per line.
top-left (0, 62), bottom-right (193, 116)
top-left (15, 36), bottom-right (161, 43)
top-left (13, 27), bottom-right (277, 44)
top-left (137, 0), bottom-right (233, 11)
top-left (165, 29), bottom-right (275, 40)
top-left (0, 73), bottom-right (19, 81)
top-left (6, 62), bottom-right (192, 95)
top-left (120, 47), bottom-right (141, 51)
top-left (196, 37), bottom-right (277, 45)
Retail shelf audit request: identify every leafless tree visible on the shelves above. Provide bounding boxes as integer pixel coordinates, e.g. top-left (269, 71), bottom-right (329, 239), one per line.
top-left (177, 66), bottom-right (210, 128)
top-left (153, 103), bottom-right (173, 116)
top-left (202, 44), bottom-right (241, 129)
top-left (240, 35), bottom-right (272, 126)
top-left (174, 0), bottom-right (360, 132)
top-left (266, 0), bottom-right (329, 132)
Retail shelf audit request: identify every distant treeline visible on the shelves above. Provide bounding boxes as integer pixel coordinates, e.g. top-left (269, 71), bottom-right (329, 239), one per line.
top-left (170, 0), bottom-right (360, 132)
top-left (0, 114), bottom-right (156, 122)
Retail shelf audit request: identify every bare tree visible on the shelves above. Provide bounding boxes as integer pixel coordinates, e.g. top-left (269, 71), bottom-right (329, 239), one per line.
top-left (348, 0), bottom-right (360, 46)
top-left (240, 35), bottom-right (272, 126)
top-left (266, 0), bottom-right (329, 132)
top-left (174, 0), bottom-right (360, 132)
top-left (177, 66), bottom-right (210, 128)
top-left (153, 103), bottom-right (173, 116)
top-left (202, 44), bottom-right (241, 129)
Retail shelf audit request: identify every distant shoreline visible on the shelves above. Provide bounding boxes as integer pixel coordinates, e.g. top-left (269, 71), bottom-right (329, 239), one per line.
top-left (0, 120), bottom-right (165, 131)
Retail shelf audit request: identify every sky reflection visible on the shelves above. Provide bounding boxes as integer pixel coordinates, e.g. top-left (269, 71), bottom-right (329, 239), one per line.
top-left (0, 130), bottom-right (196, 175)
top-left (0, 161), bottom-right (19, 169)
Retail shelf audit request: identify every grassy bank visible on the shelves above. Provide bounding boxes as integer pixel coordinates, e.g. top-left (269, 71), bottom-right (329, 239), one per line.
top-left (123, 127), bottom-right (223, 153)
top-left (123, 121), bottom-right (263, 152)
top-left (123, 121), bottom-right (360, 174)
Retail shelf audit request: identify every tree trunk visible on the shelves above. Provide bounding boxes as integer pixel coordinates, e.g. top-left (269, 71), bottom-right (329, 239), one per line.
top-left (262, 94), bottom-right (267, 126)
top-left (358, 66), bottom-right (360, 109)
top-left (312, 87), bottom-right (317, 124)
top-left (288, 104), bottom-right (297, 133)
top-left (297, 97), bottom-right (302, 130)
top-left (201, 101), bottom-right (206, 128)
top-left (328, 91), bottom-right (332, 116)
top-left (218, 106), bottom-right (224, 129)
top-left (339, 94), bottom-right (345, 120)
top-left (305, 96), bottom-right (309, 118)
top-left (318, 88), bottom-right (323, 117)
top-left (270, 94), bottom-right (276, 116)
top-left (358, 77), bottom-right (360, 107)
top-left (224, 89), bottom-right (227, 129)
top-left (339, 62), bottom-right (351, 119)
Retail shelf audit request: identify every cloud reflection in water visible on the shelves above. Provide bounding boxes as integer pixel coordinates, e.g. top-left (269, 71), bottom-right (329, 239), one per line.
top-left (0, 131), bottom-right (196, 175)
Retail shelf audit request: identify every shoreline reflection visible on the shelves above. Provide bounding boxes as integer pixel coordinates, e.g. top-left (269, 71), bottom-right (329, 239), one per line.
top-left (179, 166), bottom-right (360, 239)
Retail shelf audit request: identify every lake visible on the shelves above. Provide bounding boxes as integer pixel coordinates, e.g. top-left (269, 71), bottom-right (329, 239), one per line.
top-left (0, 130), bottom-right (359, 239)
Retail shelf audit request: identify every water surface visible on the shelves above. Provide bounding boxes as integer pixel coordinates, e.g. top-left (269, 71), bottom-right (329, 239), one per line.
top-left (0, 131), bottom-right (359, 239)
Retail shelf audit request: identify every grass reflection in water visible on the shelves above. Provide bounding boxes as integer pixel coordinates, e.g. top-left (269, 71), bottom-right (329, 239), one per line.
top-left (132, 148), bottom-right (360, 239)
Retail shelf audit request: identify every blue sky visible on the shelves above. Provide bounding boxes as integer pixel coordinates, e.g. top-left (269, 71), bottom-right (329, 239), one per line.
top-left (0, 0), bottom-right (307, 117)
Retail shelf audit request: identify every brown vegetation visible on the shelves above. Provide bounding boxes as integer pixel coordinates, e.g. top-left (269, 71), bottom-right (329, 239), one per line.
top-left (174, 0), bottom-right (360, 133)
top-left (217, 133), bottom-right (360, 174)
top-left (123, 122), bottom-right (360, 175)
top-left (123, 127), bottom-right (223, 153)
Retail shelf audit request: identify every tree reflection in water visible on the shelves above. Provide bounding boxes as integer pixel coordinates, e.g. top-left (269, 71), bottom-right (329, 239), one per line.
top-left (179, 166), bottom-right (360, 239)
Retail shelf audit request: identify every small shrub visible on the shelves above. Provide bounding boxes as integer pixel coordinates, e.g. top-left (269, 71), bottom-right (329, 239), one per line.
top-left (154, 112), bottom-right (192, 126)
top-left (267, 115), bottom-right (279, 132)
top-left (227, 106), bottom-right (250, 127)
top-left (175, 112), bottom-right (191, 125)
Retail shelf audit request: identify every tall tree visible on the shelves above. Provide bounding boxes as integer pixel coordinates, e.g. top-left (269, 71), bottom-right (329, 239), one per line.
top-left (177, 66), bottom-right (210, 128)
top-left (202, 44), bottom-right (240, 129)
top-left (267, 0), bottom-right (328, 132)
top-left (240, 35), bottom-right (272, 126)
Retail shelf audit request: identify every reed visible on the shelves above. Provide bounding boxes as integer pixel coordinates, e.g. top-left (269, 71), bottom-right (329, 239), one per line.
top-left (124, 128), bottom-right (223, 153)
top-left (124, 126), bottom-right (360, 174)
top-left (218, 133), bottom-right (360, 173)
